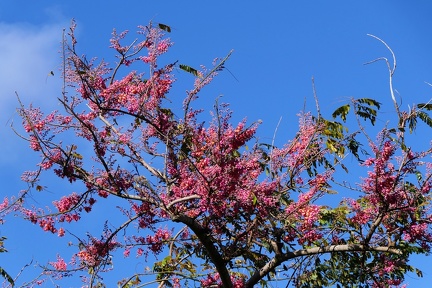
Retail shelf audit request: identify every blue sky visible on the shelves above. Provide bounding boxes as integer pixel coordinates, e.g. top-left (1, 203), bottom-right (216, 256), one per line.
top-left (1, 1), bottom-right (432, 287)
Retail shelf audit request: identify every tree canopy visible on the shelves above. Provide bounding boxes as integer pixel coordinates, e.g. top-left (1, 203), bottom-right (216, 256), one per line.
top-left (7, 21), bottom-right (432, 287)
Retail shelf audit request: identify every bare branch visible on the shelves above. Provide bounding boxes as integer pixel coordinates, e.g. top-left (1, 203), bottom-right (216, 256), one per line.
top-left (365, 34), bottom-right (400, 118)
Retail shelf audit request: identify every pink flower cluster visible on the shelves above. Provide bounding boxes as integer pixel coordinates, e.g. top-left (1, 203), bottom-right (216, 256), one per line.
top-left (403, 223), bottom-right (428, 242)
top-left (50, 255), bottom-right (67, 271)
top-left (201, 273), bottom-right (245, 288)
top-left (167, 112), bottom-right (277, 220)
top-left (271, 112), bottom-right (324, 172)
top-left (145, 228), bottom-right (171, 254)
top-left (53, 193), bottom-right (81, 213)
top-left (77, 237), bottom-right (118, 267)
top-left (0, 198), bottom-right (9, 211)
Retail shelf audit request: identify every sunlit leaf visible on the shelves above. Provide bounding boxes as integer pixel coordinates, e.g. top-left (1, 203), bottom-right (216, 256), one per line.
top-left (252, 195), bottom-right (258, 205)
top-left (332, 104), bottom-right (351, 122)
top-left (72, 152), bottom-right (83, 160)
top-left (179, 64), bottom-right (199, 77)
top-left (416, 268), bottom-right (424, 278)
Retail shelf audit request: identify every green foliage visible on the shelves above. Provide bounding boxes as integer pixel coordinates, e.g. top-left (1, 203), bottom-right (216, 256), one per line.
top-left (179, 64), bottom-right (200, 77)
top-left (0, 237), bottom-right (13, 287)
top-left (326, 98), bottom-right (384, 162)
top-left (296, 251), bottom-right (411, 288)
top-left (332, 104), bottom-right (350, 123)
top-left (320, 119), bottom-right (347, 156)
top-left (417, 111), bottom-right (432, 129)
top-left (158, 23), bottom-right (171, 33)
top-left (332, 98), bottom-right (381, 126)
top-left (354, 98), bottom-right (381, 126)
top-left (0, 267), bottom-right (13, 287)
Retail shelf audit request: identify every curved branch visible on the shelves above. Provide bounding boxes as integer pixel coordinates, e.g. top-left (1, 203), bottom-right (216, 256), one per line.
top-left (166, 195), bottom-right (200, 210)
top-left (365, 34), bottom-right (400, 119)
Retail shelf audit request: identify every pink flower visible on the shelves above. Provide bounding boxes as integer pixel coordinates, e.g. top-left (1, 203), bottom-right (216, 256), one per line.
top-left (53, 193), bottom-right (81, 213)
top-left (40, 160), bottom-right (54, 170)
top-left (29, 136), bottom-right (41, 151)
top-left (57, 227), bottom-right (65, 237)
top-left (0, 198), bottom-right (9, 210)
top-left (50, 255), bottom-right (67, 271)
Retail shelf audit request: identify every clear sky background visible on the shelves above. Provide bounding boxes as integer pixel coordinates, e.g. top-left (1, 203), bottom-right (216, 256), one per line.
top-left (1, 1), bottom-right (432, 287)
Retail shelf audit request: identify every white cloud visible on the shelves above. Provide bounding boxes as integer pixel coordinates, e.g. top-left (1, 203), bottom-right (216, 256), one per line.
top-left (0, 22), bottom-right (66, 112)
top-left (0, 21), bottom-right (67, 165)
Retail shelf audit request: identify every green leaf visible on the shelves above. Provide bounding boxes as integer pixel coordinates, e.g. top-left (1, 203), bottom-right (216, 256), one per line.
top-left (252, 194), bottom-right (258, 205)
top-left (415, 171), bottom-right (422, 181)
top-left (357, 98), bottom-right (381, 109)
top-left (159, 108), bottom-right (174, 118)
top-left (408, 115), bottom-right (417, 133)
top-left (332, 104), bottom-right (351, 122)
top-left (158, 23), bottom-right (171, 33)
top-left (232, 150), bottom-right (241, 158)
top-left (0, 267), bottom-right (13, 287)
top-left (161, 255), bottom-right (172, 266)
top-left (356, 111), bottom-right (377, 125)
top-left (417, 103), bottom-right (432, 110)
top-left (353, 98), bottom-right (381, 126)
top-left (347, 138), bottom-right (363, 162)
top-left (416, 268), bottom-right (423, 278)
top-left (418, 111), bottom-right (432, 128)
top-left (179, 64), bottom-right (199, 77)
top-left (321, 120), bottom-right (347, 145)
top-left (179, 138), bottom-right (192, 160)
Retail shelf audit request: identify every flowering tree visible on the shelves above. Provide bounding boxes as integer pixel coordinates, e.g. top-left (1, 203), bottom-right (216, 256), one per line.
top-left (14, 21), bottom-right (432, 287)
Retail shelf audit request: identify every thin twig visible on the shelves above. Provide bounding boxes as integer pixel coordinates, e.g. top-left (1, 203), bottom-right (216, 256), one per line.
top-left (270, 116), bottom-right (282, 172)
top-left (311, 76), bottom-right (321, 119)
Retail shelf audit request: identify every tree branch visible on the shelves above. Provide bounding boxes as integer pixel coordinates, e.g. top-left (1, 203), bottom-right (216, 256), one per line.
top-left (173, 214), bottom-right (233, 288)
top-left (166, 195), bottom-right (200, 210)
top-left (245, 244), bottom-right (401, 287)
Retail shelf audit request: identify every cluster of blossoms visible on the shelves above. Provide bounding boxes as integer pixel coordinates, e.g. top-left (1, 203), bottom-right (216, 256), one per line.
top-left (49, 255), bottom-right (67, 271)
top-left (145, 228), bottom-right (171, 254)
top-left (53, 192), bottom-right (81, 213)
top-left (126, 228), bottom-right (171, 256)
top-left (166, 112), bottom-right (277, 221)
top-left (271, 112), bottom-right (324, 173)
top-left (76, 237), bottom-right (119, 267)
top-left (201, 273), bottom-right (245, 288)
top-left (283, 172), bottom-right (332, 245)
top-left (345, 132), bottom-right (432, 252)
